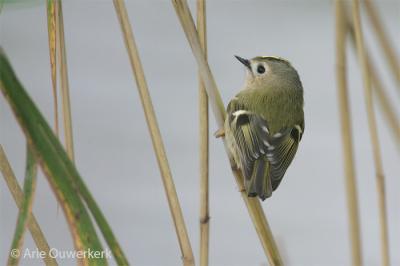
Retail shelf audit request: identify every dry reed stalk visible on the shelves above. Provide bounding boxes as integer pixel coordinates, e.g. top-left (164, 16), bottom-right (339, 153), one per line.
top-left (57, 0), bottom-right (74, 160)
top-left (345, 21), bottom-right (400, 150)
top-left (46, 0), bottom-right (59, 136)
top-left (364, 0), bottom-right (400, 92)
top-left (352, 1), bottom-right (390, 265)
top-left (112, 1), bottom-right (195, 265)
top-left (335, 2), bottom-right (363, 265)
top-left (366, 57), bottom-right (400, 150)
top-left (172, 0), bottom-right (282, 265)
top-left (369, 64), bottom-right (400, 149)
top-left (197, 1), bottom-right (209, 266)
top-left (0, 145), bottom-right (57, 266)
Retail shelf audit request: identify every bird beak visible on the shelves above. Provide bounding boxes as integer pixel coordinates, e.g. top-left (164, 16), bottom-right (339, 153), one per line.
top-left (235, 55), bottom-right (251, 70)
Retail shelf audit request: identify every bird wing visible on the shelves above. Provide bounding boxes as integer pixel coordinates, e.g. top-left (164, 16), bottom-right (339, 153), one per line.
top-left (226, 99), bottom-right (304, 193)
top-left (267, 124), bottom-right (303, 190)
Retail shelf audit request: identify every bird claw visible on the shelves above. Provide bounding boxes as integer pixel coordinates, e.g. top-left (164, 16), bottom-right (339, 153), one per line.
top-left (214, 128), bottom-right (225, 138)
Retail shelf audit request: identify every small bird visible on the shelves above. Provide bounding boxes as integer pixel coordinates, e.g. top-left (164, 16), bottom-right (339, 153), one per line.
top-left (218, 56), bottom-right (304, 200)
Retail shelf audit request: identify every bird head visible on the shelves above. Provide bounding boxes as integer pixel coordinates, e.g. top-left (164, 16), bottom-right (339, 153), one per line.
top-left (235, 55), bottom-right (301, 90)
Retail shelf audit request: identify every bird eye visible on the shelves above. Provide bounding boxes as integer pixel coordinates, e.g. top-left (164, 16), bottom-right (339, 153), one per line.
top-left (257, 65), bottom-right (265, 74)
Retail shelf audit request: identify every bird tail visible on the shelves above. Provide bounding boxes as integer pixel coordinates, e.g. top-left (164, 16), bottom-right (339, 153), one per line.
top-left (245, 159), bottom-right (272, 201)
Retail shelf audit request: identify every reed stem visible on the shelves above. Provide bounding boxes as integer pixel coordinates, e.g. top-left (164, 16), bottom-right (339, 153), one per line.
top-left (352, 1), bottom-right (390, 265)
top-left (335, 2), bottom-right (363, 265)
top-left (345, 21), bottom-right (400, 150)
top-left (172, 0), bottom-right (282, 264)
top-left (369, 63), bottom-right (400, 150)
top-left (364, 0), bottom-right (400, 92)
top-left (197, 1), bottom-right (209, 266)
top-left (113, 1), bottom-right (195, 265)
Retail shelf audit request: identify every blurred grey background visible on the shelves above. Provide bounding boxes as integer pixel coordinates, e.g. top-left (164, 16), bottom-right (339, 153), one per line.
top-left (1, 0), bottom-right (399, 265)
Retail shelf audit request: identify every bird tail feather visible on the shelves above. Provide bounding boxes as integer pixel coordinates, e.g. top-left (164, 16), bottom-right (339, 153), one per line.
top-left (245, 159), bottom-right (272, 201)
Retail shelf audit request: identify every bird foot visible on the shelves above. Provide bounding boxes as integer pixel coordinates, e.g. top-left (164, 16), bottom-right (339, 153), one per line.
top-left (214, 128), bottom-right (225, 138)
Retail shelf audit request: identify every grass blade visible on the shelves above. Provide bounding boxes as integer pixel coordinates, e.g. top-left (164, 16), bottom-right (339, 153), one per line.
top-left (0, 145), bottom-right (57, 266)
top-left (46, 0), bottom-right (59, 136)
top-left (112, 1), bottom-right (195, 265)
top-left (57, 0), bottom-right (74, 160)
top-left (352, 1), bottom-right (390, 265)
top-left (196, 1), bottom-right (209, 266)
top-left (7, 145), bottom-right (38, 266)
top-left (0, 49), bottom-right (107, 265)
top-left (58, 150), bottom-right (129, 265)
top-left (171, 1), bottom-right (282, 264)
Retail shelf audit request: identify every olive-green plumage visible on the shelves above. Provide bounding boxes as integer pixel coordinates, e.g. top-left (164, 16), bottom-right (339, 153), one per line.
top-left (225, 56), bottom-right (304, 200)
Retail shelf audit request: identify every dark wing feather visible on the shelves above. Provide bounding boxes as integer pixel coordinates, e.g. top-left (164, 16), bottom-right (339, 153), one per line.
top-left (229, 109), bottom-right (270, 181)
top-left (267, 126), bottom-right (303, 191)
